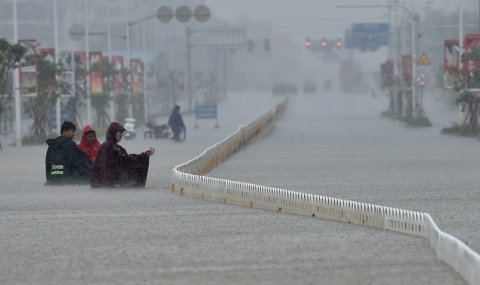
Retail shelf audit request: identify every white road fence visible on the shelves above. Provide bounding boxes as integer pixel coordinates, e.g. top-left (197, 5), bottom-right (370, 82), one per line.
top-left (172, 98), bottom-right (480, 285)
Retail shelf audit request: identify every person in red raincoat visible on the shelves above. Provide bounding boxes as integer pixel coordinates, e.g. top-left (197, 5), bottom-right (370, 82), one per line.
top-left (78, 125), bottom-right (101, 162)
top-left (91, 122), bottom-right (155, 188)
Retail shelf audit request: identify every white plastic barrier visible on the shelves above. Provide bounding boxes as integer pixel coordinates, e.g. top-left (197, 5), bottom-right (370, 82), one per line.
top-left (171, 99), bottom-right (480, 285)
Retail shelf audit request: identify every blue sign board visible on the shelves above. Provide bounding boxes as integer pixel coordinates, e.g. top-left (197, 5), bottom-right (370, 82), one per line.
top-left (195, 104), bottom-right (217, 119)
top-left (48, 108), bottom-right (74, 130)
top-left (195, 104), bottom-right (219, 128)
top-left (345, 23), bottom-right (389, 51)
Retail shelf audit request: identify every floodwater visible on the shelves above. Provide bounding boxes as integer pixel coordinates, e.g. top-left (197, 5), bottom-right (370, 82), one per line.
top-left (0, 90), bottom-right (473, 285)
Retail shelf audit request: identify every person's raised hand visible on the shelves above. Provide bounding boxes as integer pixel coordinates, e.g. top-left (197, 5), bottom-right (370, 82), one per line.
top-left (146, 147), bottom-right (156, 157)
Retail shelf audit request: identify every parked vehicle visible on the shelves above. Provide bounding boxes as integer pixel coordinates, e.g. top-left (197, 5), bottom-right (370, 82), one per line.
top-left (144, 120), bottom-right (170, 140)
top-left (272, 83), bottom-right (298, 95)
top-left (302, 79), bottom-right (317, 93)
top-left (284, 83), bottom-right (298, 95)
top-left (123, 118), bottom-right (136, 140)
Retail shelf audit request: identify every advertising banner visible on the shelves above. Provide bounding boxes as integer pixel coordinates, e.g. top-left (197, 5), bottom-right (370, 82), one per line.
top-left (39, 48), bottom-right (55, 62)
top-left (444, 39), bottom-right (460, 89)
top-left (59, 50), bottom-right (74, 71)
top-left (19, 65), bottom-right (37, 97)
top-left (130, 59), bottom-right (143, 93)
top-left (74, 51), bottom-right (86, 68)
top-left (111, 55), bottom-right (125, 92)
top-left (89, 51), bottom-right (103, 94)
top-left (74, 51), bottom-right (86, 92)
top-left (59, 71), bottom-right (74, 97)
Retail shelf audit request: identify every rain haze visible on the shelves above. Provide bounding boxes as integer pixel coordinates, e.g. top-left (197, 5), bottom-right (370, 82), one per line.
top-left (0, 0), bottom-right (479, 284)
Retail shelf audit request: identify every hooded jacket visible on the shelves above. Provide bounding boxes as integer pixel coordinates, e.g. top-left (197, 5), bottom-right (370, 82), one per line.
top-left (91, 122), bottom-right (150, 188)
top-left (78, 125), bottom-right (101, 162)
top-left (45, 136), bottom-right (92, 185)
top-left (168, 109), bottom-right (185, 131)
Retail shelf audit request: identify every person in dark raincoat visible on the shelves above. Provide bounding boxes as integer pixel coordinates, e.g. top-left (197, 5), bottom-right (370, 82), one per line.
top-left (168, 105), bottom-right (185, 141)
top-left (45, 121), bottom-right (92, 185)
top-left (78, 125), bottom-right (100, 162)
top-left (91, 122), bottom-right (155, 188)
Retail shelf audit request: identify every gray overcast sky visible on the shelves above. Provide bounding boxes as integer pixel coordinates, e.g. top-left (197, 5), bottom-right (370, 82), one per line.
top-left (204, 0), bottom-right (477, 38)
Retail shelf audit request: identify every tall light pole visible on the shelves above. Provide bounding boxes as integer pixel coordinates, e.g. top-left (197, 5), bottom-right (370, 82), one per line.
top-left (108, 0), bottom-right (114, 122)
top-left (13, 0), bottom-right (21, 146)
top-left (54, 0), bottom-right (61, 135)
top-left (142, 10), bottom-right (148, 122)
top-left (85, 0), bottom-right (92, 126)
top-left (125, 0), bottom-right (132, 118)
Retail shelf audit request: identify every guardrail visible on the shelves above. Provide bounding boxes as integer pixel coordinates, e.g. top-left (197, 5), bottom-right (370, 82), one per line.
top-left (171, 98), bottom-right (480, 285)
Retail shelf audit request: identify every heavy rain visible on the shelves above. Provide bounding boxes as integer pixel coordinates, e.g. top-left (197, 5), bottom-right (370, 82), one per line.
top-left (0, 0), bottom-right (479, 284)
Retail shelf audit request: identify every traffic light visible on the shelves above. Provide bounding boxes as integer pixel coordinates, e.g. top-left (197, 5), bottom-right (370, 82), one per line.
top-left (264, 38), bottom-right (270, 52)
top-left (247, 39), bottom-right (255, 52)
top-left (305, 38), bottom-right (311, 49)
top-left (336, 39), bottom-right (342, 48)
top-left (321, 38), bottom-right (327, 48)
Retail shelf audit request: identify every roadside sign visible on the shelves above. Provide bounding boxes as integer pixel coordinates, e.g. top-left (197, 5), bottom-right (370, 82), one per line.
top-left (68, 24), bottom-right (85, 41)
top-left (193, 5), bottom-right (210, 22)
top-left (195, 104), bottom-right (219, 128)
top-left (175, 5), bottom-right (192, 23)
top-left (345, 23), bottom-right (389, 51)
top-left (417, 53), bottom-right (430, 65)
top-left (195, 104), bottom-right (217, 119)
top-left (157, 6), bottom-right (174, 23)
top-left (415, 72), bottom-right (430, 87)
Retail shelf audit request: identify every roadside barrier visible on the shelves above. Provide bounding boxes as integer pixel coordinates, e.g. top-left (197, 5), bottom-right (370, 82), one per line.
top-left (172, 97), bottom-right (480, 285)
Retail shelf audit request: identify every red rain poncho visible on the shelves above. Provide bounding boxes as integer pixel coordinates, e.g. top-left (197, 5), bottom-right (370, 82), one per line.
top-left (78, 125), bottom-right (101, 162)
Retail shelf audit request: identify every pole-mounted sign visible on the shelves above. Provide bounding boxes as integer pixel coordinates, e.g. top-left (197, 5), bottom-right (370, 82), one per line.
top-left (415, 72), bottom-right (430, 87)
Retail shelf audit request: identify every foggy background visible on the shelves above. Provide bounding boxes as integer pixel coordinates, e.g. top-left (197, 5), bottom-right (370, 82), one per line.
top-left (1, 0), bottom-right (479, 126)
top-left (1, 1), bottom-right (480, 284)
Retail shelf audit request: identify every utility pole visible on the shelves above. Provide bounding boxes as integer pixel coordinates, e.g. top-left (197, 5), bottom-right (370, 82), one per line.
top-left (13, 0), bottom-right (21, 146)
top-left (54, 0), bottom-right (61, 135)
top-left (84, 0), bottom-right (91, 126)
top-left (186, 27), bottom-right (193, 111)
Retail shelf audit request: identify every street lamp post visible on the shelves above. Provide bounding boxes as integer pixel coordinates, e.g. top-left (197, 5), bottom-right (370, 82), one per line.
top-left (107, 0), bottom-right (114, 122)
top-left (13, 0), bottom-right (21, 147)
top-left (54, 0), bottom-right (61, 135)
top-left (125, 0), bottom-right (132, 118)
top-left (84, 0), bottom-right (92, 126)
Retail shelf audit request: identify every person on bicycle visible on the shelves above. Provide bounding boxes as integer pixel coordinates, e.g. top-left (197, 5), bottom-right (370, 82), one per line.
top-left (168, 105), bottom-right (185, 142)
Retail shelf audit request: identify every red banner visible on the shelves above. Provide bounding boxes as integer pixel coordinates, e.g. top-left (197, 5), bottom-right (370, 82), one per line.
top-left (444, 40), bottom-right (460, 75)
top-left (463, 34), bottom-right (480, 83)
top-left (130, 59), bottom-right (143, 93)
top-left (89, 51), bottom-right (103, 94)
top-left (39, 48), bottom-right (55, 62)
top-left (444, 39), bottom-right (460, 89)
top-left (111, 55), bottom-right (125, 92)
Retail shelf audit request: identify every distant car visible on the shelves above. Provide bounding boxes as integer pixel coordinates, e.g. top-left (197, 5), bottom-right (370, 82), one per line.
top-left (272, 83), bottom-right (298, 95)
top-left (272, 83), bottom-right (286, 95)
top-left (284, 83), bottom-right (298, 95)
top-left (303, 79), bottom-right (317, 93)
